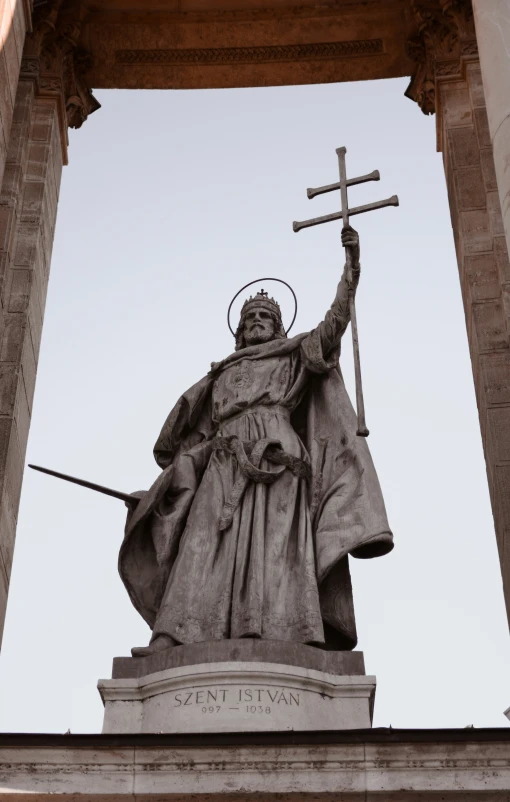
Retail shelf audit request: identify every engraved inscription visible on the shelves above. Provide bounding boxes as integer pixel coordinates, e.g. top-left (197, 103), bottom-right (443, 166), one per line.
top-left (173, 686), bottom-right (300, 713)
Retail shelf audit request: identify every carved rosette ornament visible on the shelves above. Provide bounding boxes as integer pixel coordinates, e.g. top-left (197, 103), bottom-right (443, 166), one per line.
top-left (20, 0), bottom-right (100, 162)
top-left (405, 0), bottom-right (476, 116)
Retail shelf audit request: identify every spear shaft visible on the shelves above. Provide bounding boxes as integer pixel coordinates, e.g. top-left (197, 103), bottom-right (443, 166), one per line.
top-left (28, 464), bottom-right (139, 506)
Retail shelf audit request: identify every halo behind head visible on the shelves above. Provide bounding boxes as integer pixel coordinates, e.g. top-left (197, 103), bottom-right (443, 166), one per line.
top-left (227, 278), bottom-right (298, 343)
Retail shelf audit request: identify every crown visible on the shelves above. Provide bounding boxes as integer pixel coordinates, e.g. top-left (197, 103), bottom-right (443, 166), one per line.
top-left (240, 288), bottom-right (282, 319)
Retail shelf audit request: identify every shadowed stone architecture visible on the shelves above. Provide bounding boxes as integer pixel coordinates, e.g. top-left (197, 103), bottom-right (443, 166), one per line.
top-left (0, 0), bottom-right (510, 793)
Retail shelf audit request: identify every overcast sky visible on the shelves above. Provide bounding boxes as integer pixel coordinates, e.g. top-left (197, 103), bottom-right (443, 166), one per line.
top-left (0, 77), bottom-right (508, 733)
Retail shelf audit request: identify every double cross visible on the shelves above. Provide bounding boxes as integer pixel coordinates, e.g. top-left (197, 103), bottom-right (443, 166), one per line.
top-left (293, 147), bottom-right (399, 436)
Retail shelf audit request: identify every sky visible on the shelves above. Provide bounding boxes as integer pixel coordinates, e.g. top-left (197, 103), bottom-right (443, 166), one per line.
top-left (0, 76), bottom-right (508, 733)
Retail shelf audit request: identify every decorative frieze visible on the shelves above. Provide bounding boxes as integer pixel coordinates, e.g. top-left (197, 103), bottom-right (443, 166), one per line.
top-left (115, 39), bottom-right (384, 67)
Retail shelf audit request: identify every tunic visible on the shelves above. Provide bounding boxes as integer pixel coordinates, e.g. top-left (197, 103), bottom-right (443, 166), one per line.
top-left (152, 352), bottom-right (323, 644)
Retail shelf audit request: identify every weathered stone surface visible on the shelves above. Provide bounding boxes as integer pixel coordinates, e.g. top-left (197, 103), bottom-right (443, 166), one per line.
top-left (80, 0), bottom-right (413, 90)
top-left (471, 300), bottom-right (508, 352)
top-left (106, 643), bottom-right (369, 734)
top-left (481, 352), bottom-right (510, 405)
top-left (112, 639), bottom-right (366, 679)
top-left (99, 661), bottom-right (376, 734)
top-left (473, 0), bottom-right (510, 262)
top-left (0, 0), bottom-right (30, 190)
top-left (0, 731), bottom-right (509, 799)
top-left (0, 0), bottom-right (101, 648)
top-left (465, 251), bottom-right (500, 301)
top-left (0, 90), bottom-right (63, 649)
top-left (435, 54), bottom-right (510, 625)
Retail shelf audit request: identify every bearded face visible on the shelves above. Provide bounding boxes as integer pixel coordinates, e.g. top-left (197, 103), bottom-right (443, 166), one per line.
top-left (242, 306), bottom-right (276, 346)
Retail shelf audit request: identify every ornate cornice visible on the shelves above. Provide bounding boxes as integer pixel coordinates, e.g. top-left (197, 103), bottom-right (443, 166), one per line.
top-left (21, 1), bottom-right (100, 162)
top-left (405, 0), bottom-right (477, 115)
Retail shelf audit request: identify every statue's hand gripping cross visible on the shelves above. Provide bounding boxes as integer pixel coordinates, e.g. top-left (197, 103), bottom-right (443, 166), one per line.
top-left (293, 146), bottom-right (399, 437)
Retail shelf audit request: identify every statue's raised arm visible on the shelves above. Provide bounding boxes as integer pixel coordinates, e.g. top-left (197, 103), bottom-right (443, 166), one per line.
top-left (316, 225), bottom-right (361, 358)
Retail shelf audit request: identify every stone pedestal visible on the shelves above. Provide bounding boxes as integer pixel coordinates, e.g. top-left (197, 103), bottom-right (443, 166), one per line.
top-left (98, 640), bottom-right (374, 734)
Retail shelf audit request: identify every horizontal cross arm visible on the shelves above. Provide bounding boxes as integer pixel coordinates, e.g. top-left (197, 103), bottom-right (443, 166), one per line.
top-left (293, 194), bottom-right (399, 233)
top-left (307, 170), bottom-right (380, 200)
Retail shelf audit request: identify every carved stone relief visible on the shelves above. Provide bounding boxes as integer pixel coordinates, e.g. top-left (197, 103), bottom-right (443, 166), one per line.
top-left (21, 0), bottom-right (100, 156)
top-left (115, 39), bottom-right (384, 67)
top-left (405, 0), bottom-right (476, 115)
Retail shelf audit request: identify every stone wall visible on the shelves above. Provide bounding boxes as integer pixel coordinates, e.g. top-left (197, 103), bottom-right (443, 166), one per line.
top-left (0, 79), bottom-right (63, 646)
top-left (0, 0), bottom-right (31, 190)
top-left (0, 730), bottom-right (509, 799)
top-left (438, 63), bottom-right (510, 623)
top-left (473, 0), bottom-right (510, 269)
top-left (0, 1), bottom-right (98, 647)
top-left (403, 0), bottom-right (510, 627)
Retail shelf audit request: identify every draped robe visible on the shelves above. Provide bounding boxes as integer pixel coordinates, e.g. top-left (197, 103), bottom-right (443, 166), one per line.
top-left (119, 272), bottom-right (393, 649)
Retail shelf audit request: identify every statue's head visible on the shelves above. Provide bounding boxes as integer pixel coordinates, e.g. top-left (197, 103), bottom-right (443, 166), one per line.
top-left (235, 290), bottom-right (286, 351)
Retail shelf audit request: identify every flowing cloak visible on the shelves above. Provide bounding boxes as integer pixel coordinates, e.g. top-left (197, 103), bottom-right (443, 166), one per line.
top-left (119, 331), bottom-right (393, 650)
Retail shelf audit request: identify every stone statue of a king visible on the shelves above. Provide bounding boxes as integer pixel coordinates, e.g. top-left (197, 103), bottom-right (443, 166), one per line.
top-left (120, 226), bottom-right (393, 657)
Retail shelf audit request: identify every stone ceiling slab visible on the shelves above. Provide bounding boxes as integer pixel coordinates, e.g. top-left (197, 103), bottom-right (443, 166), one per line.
top-left (76, 0), bottom-right (412, 89)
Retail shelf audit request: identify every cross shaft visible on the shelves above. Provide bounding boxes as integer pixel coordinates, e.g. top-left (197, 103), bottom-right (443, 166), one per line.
top-left (292, 146), bottom-right (399, 438)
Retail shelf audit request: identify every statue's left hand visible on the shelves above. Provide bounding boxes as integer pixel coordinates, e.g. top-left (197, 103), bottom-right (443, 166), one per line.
top-left (124, 490), bottom-right (145, 510)
top-left (341, 225), bottom-right (360, 267)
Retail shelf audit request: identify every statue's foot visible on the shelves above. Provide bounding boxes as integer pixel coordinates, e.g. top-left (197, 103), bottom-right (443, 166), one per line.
top-left (131, 634), bottom-right (177, 657)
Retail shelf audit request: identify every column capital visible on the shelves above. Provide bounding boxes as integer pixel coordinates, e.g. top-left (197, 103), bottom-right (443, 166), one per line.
top-left (20, 2), bottom-right (100, 163)
top-left (405, 0), bottom-right (477, 116)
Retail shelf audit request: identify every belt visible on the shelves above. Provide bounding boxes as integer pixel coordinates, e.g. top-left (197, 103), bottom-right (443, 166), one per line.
top-left (219, 404), bottom-right (291, 427)
top-left (213, 435), bottom-right (311, 531)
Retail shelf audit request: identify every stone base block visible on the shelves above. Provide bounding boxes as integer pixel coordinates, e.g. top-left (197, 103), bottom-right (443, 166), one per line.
top-left (110, 638), bottom-right (367, 679)
top-left (98, 655), bottom-right (375, 734)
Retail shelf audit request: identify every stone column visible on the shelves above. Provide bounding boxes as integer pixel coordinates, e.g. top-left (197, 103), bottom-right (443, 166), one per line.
top-left (472, 1), bottom-right (510, 273)
top-left (0, 0), bottom-right (33, 190)
top-left (406, 0), bottom-right (510, 626)
top-left (0, 3), bottom-right (99, 645)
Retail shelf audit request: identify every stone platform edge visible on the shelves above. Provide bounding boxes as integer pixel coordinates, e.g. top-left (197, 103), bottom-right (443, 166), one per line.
top-left (0, 729), bottom-right (510, 801)
top-left (0, 727), bottom-right (508, 746)
top-left (112, 639), bottom-right (365, 679)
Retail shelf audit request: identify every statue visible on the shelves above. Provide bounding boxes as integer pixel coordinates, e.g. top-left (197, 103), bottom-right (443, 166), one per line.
top-left (118, 223), bottom-right (393, 657)
top-left (30, 146), bottom-right (397, 660)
